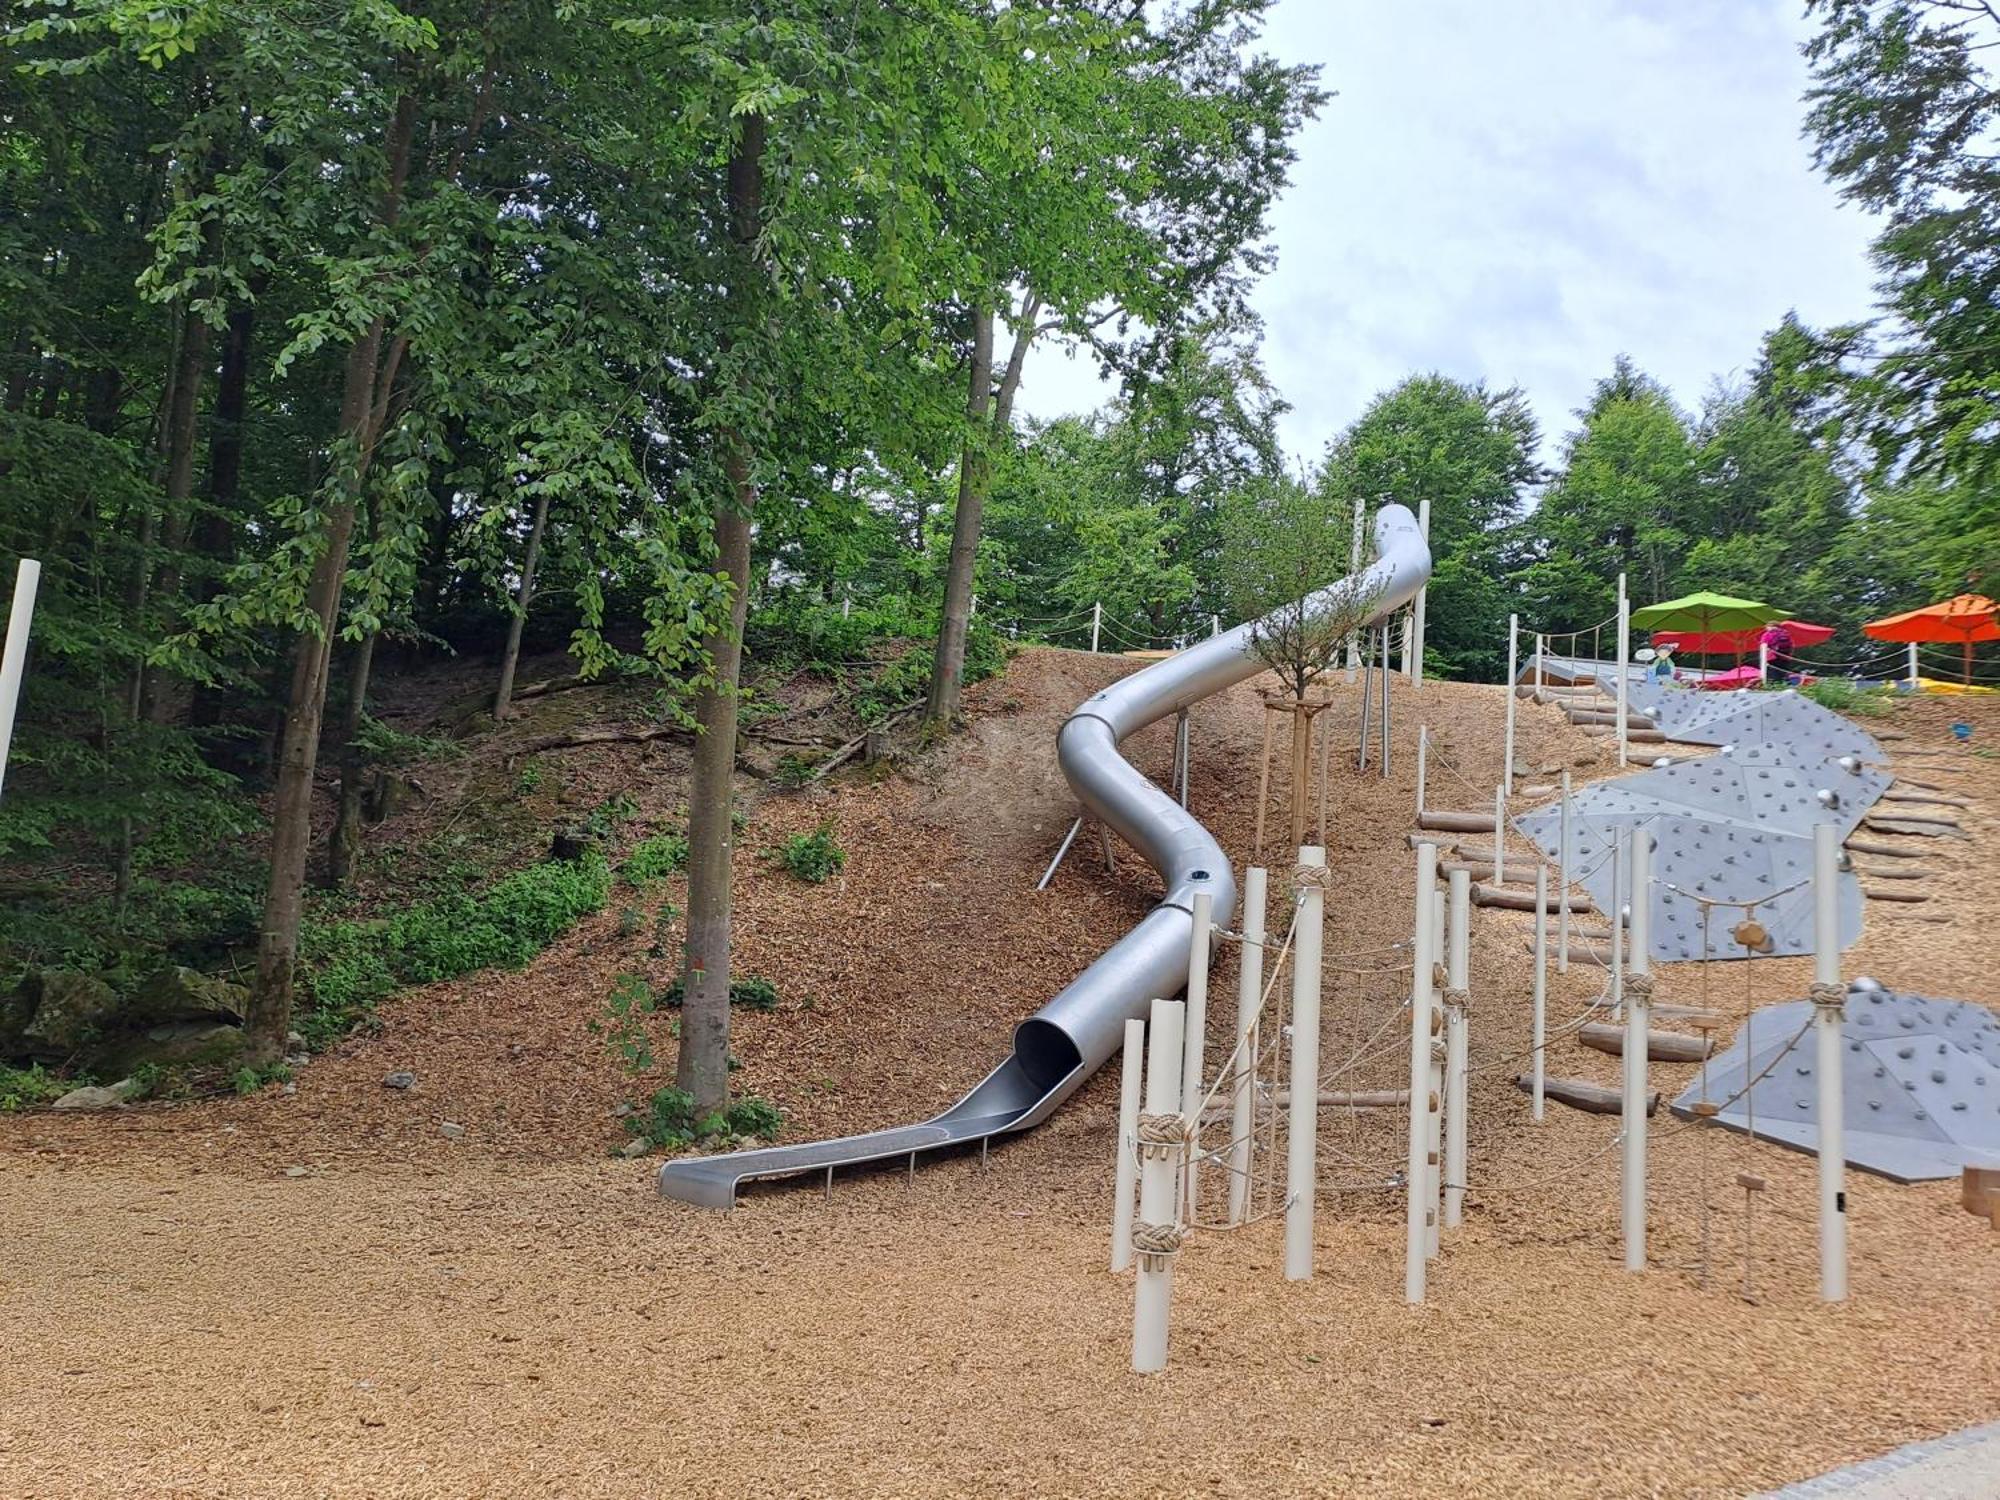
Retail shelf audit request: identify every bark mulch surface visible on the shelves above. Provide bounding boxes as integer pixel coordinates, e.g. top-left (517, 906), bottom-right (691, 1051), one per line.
top-left (2, 654), bottom-right (1995, 1498)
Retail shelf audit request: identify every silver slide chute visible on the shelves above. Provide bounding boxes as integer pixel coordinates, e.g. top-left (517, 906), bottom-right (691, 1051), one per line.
top-left (659, 504), bottom-right (1432, 1207)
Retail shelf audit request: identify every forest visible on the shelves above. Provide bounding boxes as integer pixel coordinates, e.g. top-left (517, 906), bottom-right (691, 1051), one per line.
top-left (0, 0), bottom-right (1995, 1112)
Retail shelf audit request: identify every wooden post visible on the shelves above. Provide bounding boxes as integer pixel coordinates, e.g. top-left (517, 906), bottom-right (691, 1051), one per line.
top-left (1254, 702), bottom-right (1277, 860)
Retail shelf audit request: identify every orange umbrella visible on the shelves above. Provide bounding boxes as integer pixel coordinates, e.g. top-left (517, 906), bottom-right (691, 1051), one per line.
top-left (1862, 593), bottom-right (1999, 684)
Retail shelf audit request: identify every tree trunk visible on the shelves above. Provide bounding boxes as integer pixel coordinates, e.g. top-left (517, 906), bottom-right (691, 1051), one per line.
top-left (325, 628), bottom-right (379, 889)
top-left (493, 490), bottom-right (551, 720)
top-left (674, 112), bottom-right (765, 1116)
top-left (924, 303), bottom-right (995, 728)
top-left (142, 302), bottom-right (213, 723)
top-left (243, 92), bottom-right (416, 1064)
top-left (1287, 702), bottom-right (1312, 851)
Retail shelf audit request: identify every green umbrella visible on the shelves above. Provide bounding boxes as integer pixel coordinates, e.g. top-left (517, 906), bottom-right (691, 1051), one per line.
top-left (1628, 591), bottom-right (1787, 636)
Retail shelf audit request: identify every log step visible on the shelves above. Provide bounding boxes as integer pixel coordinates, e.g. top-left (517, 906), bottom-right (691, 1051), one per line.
top-left (1653, 1003), bottom-right (1727, 1028)
top-left (1865, 818), bottom-right (1969, 839)
top-left (1855, 865), bottom-right (1935, 880)
top-left (1864, 887), bottom-right (1932, 903)
top-left (1578, 1022), bottom-right (1714, 1062)
top-left (1475, 882), bottom-right (1594, 915)
top-left (1846, 837), bottom-right (1927, 859)
top-left (1579, 725), bottom-right (1668, 743)
top-left (1516, 1075), bottom-right (1660, 1117)
top-left (1880, 790), bottom-right (1971, 808)
top-left (1417, 810), bottom-right (1497, 833)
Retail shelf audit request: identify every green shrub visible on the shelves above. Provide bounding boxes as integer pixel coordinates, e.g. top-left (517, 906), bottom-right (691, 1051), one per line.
top-left (622, 1086), bottom-right (783, 1151)
top-left (514, 760), bottom-right (545, 796)
top-left (723, 1095), bottom-right (783, 1139)
top-left (1799, 678), bottom-right (1895, 718)
top-left (659, 973), bottom-right (779, 1011)
top-left (621, 832), bottom-right (690, 886)
top-left (230, 1061), bottom-right (292, 1096)
top-left (591, 973), bottom-right (658, 1074)
top-left (772, 753), bottom-right (817, 789)
top-left (0, 1062), bottom-right (66, 1112)
top-left (776, 823), bottom-right (845, 884)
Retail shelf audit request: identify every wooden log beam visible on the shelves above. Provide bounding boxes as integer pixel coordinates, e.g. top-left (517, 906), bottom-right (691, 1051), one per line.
top-left (1476, 882), bottom-right (1593, 915)
top-left (1579, 1022), bottom-right (1713, 1062)
top-left (1516, 1074), bottom-right (1659, 1117)
top-left (1417, 810), bottom-right (1497, 833)
top-left (1864, 887), bottom-right (1932, 903)
top-left (1844, 838), bottom-right (1927, 859)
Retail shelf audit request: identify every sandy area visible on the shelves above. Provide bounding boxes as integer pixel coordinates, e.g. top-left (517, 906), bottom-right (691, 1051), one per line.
top-left (1, 652), bottom-right (1994, 1498)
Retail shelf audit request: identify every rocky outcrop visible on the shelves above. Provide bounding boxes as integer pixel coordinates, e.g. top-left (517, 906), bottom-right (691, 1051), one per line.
top-left (3, 966), bottom-right (251, 1076)
top-left (14, 971), bottom-right (121, 1058)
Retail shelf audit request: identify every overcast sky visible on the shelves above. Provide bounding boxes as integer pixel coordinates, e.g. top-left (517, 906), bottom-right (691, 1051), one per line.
top-left (1016, 0), bottom-right (1885, 463)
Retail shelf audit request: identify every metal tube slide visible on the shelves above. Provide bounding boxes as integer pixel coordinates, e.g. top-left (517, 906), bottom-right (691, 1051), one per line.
top-left (659, 505), bottom-right (1432, 1207)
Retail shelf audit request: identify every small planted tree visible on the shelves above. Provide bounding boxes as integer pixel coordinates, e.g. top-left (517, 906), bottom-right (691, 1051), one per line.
top-left (1219, 476), bottom-right (1386, 849)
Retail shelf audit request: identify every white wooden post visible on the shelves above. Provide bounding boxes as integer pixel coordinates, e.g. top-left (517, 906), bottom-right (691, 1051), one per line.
top-left (1131, 998), bottom-right (1185, 1373)
top-left (1210, 614), bottom-right (1220, 638)
top-left (1609, 829), bottom-right (1625, 1021)
top-left (1427, 889), bottom-right (1445, 1260)
top-left (1759, 639), bottom-right (1770, 684)
top-left (1415, 725), bottom-right (1428, 817)
top-left (1227, 867), bottom-right (1267, 1227)
top-left (1111, 1018), bottom-right (1145, 1271)
top-left (1622, 828), bottom-right (1652, 1273)
top-left (1557, 771), bottom-right (1572, 973)
top-left (1813, 822), bottom-right (1848, 1302)
top-left (1180, 890), bottom-right (1213, 1218)
top-left (1443, 868), bottom-right (1471, 1228)
top-left (1906, 641), bottom-right (1919, 690)
top-left (1408, 498), bottom-right (1431, 684)
top-left (1284, 846), bottom-right (1327, 1281)
top-left (1531, 864), bottom-right (1548, 1122)
top-left (1533, 631), bottom-right (1545, 697)
top-left (1492, 785), bottom-right (1507, 886)
top-left (1503, 612), bottom-right (1519, 795)
top-left (0, 559), bottom-right (42, 803)
top-left (1404, 842), bottom-right (1439, 1303)
top-left (1614, 573), bottom-right (1630, 768)
top-left (1090, 601), bottom-right (1102, 654)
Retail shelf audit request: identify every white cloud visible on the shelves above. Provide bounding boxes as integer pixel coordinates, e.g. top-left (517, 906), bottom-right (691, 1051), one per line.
top-left (1015, 0), bottom-right (1882, 460)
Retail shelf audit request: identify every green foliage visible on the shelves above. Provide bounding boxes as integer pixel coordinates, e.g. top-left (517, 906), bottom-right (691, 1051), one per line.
top-left (1798, 679), bottom-right (1895, 718)
top-left (621, 833), bottom-right (690, 887)
top-left (582, 794), bottom-right (641, 840)
top-left (230, 1061), bottom-right (292, 1096)
top-left (513, 761), bottom-right (546, 797)
top-left (298, 851), bottom-right (610, 1047)
top-left (0, 1062), bottom-right (67, 1112)
top-left (659, 974), bottom-right (779, 1011)
top-left (590, 973), bottom-right (659, 1075)
top-left (775, 824), bottom-right (846, 885)
top-left (623, 1085), bottom-right (783, 1151)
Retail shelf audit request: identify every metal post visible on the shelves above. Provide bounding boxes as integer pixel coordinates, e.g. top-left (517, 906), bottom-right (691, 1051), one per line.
top-left (1609, 828), bottom-right (1625, 1020)
top-left (1284, 845), bottom-right (1327, 1281)
top-left (1091, 600), bottom-right (1102, 654)
top-left (1356, 631), bottom-right (1374, 772)
top-left (1346, 496), bottom-right (1364, 682)
top-left (1036, 816), bottom-right (1085, 891)
top-left (1379, 625), bottom-right (1393, 779)
top-left (0, 558), bottom-right (42, 803)
top-left (1759, 639), bottom-right (1770, 685)
top-left (1503, 613), bottom-right (1519, 795)
top-left (1531, 864), bottom-right (1548, 1122)
top-left (1180, 890), bottom-right (1213, 1218)
top-left (1443, 868), bottom-right (1471, 1228)
top-left (1404, 842), bottom-right (1439, 1303)
top-left (1228, 867), bottom-right (1268, 1227)
top-left (1131, 998), bottom-right (1184, 1373)
top-left (1534, 631), bottom-right (1545, 697)
top-left (1111, 1019), bottom-right (1145, 1271)
top-left (1415, 725), bottom-right (1428, 817)
top-left (1614, 573), bottom-right (1630, 768)
top-left (1557, 771), bottom-right (1572, 973)
top-left (1493, 785), bottom-right (1507, 886)
top-left (1427, 888), bottom-right (1444, 1259)
top-left (1622, 828), bottom-right (1652, 1273)
top-left (1812, 822), bottom-right (1848, 1302)
top-left (1906, 640), bottom-right (1919, 690)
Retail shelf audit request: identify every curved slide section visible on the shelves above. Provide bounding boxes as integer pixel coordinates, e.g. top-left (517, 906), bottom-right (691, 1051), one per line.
top-left (659, 505), bottom-right (1432, 1207)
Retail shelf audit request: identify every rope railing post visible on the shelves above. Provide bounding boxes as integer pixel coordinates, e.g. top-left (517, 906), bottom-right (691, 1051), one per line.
top-left (1443, 868), bottom-right (1472, 1229)
top-left (1131, 998), bottom-right (1186, 1373)
top-left (1534, 630), bottom-right (1544, 697)
top-left (1906, 640), bottom-right (1918, 690)
top-left (1180, 890), bottom-right (1213, 1218)
top-left (1090, 600), bottom-right (1101, 654)
top-left (1227, 867), bottom-right (1268, 1227)
top-left (1557, 771), bottom-right (1571, 973)
top-left (1493, 785), bottom-right (1507, 886)
top-left (1614, 572), bottom-right (1630, 768)
top-left (1531, 864), bottom-right (1548, 1123)
top-left (1284, 846), bottom-right (1327, 1281)
top-left (1405, 841), bottom-right (1439, 1303)
top-left (1812, 821), bottom-right (1848, 1302)
top-left (1609, 828), bottom-right (1625, 1020)
top-left (1622, 828), bottom-right (1652, 1273)
top-left (1110, 1018), bottom-right (1144, 1271)
top-left (1503, 612), bottom-right (1518, 796)
top-left (1415, 724), bottom-right (1428, 817)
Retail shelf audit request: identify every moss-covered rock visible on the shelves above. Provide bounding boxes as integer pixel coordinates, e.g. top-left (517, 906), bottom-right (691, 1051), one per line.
top-left (128, 967), bottom-right (248, 1027)
top-left (87, 1021), bottom-right (245, 1077)
top-left (17, 970), bottom-right (121, 1058)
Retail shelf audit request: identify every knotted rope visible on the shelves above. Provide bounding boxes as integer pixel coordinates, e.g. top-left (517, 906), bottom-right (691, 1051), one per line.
top-left (1131, 1221), bottom-right (1185, 1256)
top-left (1808, 980), bottom-right (1846, 1010)
top-left (1624, 971), bottom-right (1655, 1004)
top-left (1443, 986), bottom-right (1470, 1010)
top-left (1137, 1111), bottom-right (1190, 1153)
top-left (1293, 861), bottom-right (1334, 891)
top-left (1431, 962), bottom-right (1449, 993)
